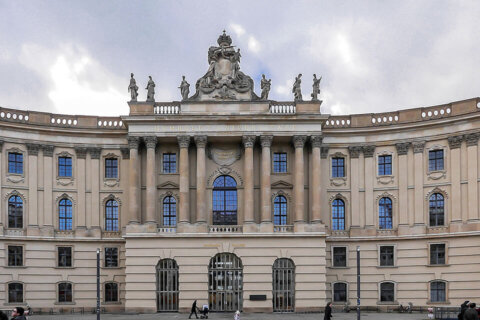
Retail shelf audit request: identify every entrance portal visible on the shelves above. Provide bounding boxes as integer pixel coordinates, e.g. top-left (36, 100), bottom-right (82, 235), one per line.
top-left (156, 259), bottom-right (179, 312)
top-left (208, 253), bottom-right (243, 311)
top-left (272, 258), bottom-right (295, 312)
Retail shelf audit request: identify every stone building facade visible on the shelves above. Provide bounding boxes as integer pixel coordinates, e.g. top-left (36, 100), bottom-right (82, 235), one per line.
top-left (1, 33), bottom-right (480, 313)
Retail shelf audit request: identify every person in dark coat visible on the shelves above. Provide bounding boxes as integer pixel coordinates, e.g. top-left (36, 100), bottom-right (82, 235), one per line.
top-left (324, 302), bottom-right (333, 320)
top-left (10, 307), bottom-right (27, 320)
top-left (459, 301), bottom-right (470, 320)
top-left (464, 303), bottom-right (478, 320)
top-left (189, 300), bottom-right (199, 319)
top-left (0, 310), bottom-right (8, 320)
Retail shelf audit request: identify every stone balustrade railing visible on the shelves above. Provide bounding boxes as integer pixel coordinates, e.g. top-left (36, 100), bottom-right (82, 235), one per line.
top-left (157, 227), bottom-right (177, 233)
top-left (273, 225), bottom-right (294, 232)
top-left (209, 225), bottom-right (243, 233)
top-left (269, 103), bottom-right (296, 114)
top-left (154, 104), bottom-right (180, 114)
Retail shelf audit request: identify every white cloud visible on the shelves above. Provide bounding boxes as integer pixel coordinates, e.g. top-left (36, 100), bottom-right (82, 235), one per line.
top-left (247, 36), bottom-right (261, 53)
top-left (229, 23), bottom-right (246, 37)
top-left (229, 22), bottom-right (261, 54)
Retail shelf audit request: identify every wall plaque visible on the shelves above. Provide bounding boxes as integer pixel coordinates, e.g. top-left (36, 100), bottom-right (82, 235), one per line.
top-left (207, 145), bottom-right (241, 166)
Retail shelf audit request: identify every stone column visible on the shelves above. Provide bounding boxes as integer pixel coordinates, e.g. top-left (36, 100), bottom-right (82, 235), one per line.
top-left (320, 146), bottom-right (329, 225)
top-left (194, 136), bottom-right (207, 226)
top-left (242, 136), bottom-right (256, 229)
top-left (260, 135), bottom-right (273, 231)
top-left (466, 133), bottom-right (479, 221)
top-left (26, 143), bottom-right (40, 233)
top-left (128, 136), bottom-right (141, 224)
top-left (448, 136), bottom-right (463, 223)
top-left (348, 146), bottom-right (361, 229)
top-left (395, 143), bottom-right (410, 230)
top-left (311, 136), bottom-right (322, 223)
top-left (0, 141), bottom-right (3, 228)
top-left (89, 147), bottom-right (101, 234)
top-left (74, 147), bottom-right (87, 234)
top-left (42, 146), bottom-right (54, 232)
top-left (363, 145), bottom-right (375, 228)
top-left (293, 135), bottom-right (307, 226)
top-left (178, 136), bottom-right (191, 228)
top-left (144, 136), bottom-right (157, 227)
top-left (413, 141), bottom-right (425, 225)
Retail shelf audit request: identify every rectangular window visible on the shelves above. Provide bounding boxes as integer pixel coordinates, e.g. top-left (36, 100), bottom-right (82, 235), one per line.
top-left (333, 283), bottom-right (347, 302)
top-left (105, 247), bottom-right (118, 268)
top-left (8, 152), bottom-right (23, 174)
top-left (8, 283), bottom-right (23, 303)
top-left (58, 156), bottom-right (72, 177)
top-left (105, 283), bottom-right (118, 302)
top-left (431, 282), bottom-right (446, 302)
top-left (58, 247), bottom-right (72, 267)
top-left (105, 158), bottom-right (118, 178)
top-left (58, 282), bottom-right (72, 303)
top-left (273, 152), bottom-right (287, 173)
top-left (429, 150), bottom-right (444, 171)
top-left (380, 283), bottom-right (395, 302)
top-left (163, 153), bottom-right (176, 173)
top-left (332, 157), bottom-right (345, 177)
top-left (333, 247), bottom-right (347, 267)
top-left (430, 243), bottom-right (446, 265)
top-left (378, 155), bottom-right (392, 175)
top-left (8, 246), bottom-right (23, 267)
top-left (379, 246), bottom-right (394, 266)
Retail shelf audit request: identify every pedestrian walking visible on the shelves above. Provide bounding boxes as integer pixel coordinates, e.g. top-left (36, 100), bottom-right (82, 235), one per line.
top-left (459, 301), bottom-right (470, 320)
top-left (10, 307), bottom-right (27, 320)
top-left (324, 302), bottom-right (333, 320)
top-left (189, 300), bottom-right (199, 319)
top-left (464, 303), bottom-right (478, 320)
top-left (0, 310), bottom-right (8, 320)
top-left (234, 310), bottom-right (240, 320)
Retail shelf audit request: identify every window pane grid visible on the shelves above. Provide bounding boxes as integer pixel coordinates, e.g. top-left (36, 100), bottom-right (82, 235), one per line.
top-left (379, 197), bottom-right (393, 229)
top-left (431, 282), bottom-right (446, 302)
top-left (429, 193), bottom-right (445, 226)
top-left (105, 158), bottom-right (118, 178)
top-left (105, 200), bottom-right (119, 231)
top-left (8, 152), bottom-right (23, 174)
top-left (378, 155), bottom-right (392, 175)
top-left (333, 283), bottom-right (347, 302)
top-left (8, 195), bottom-right (23, 228)
top-left (429, 150), bottom-right (444, 171)
top-left (163, 153), bottom-right (176, 173)
top-left (332, 157), bottom-right (345, 177)
top-left (274, 196), bottom-right (287, 225)
top-left (332, 199), bottom-right (345, 230)
top-left (213, 176), bottom-right (237, 225)
top-left (58, 247), bottom-right (72, 267)
top-left (105, 282), bottom-right (118, 302)
top-left (58, 157), bottom-right (72, 177)
top-left (58, 282), bottom-right (72, 303)
top-left (380, 282), bottom-right (394, 302)
top-left (163, 196), bottom-right (177, 226)
top-left (333, 247), bottom-right (347, 267)
top-left (8, 246), bottom-right (23, 267)
top-left (380, 246), bottom-right (394, 266)
top-left (8, 283), bottom-right (23, 303)
top-left (59, 199), bottom-right (73, 230)
top-left (273, 153), bottom-right (287, 173)
top-left (430, 244), bottom-right (445, 265)
top-left (105, 247), bottom-right (118, 267)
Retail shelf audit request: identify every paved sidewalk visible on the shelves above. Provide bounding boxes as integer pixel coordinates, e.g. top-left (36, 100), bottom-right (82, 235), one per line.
top-left (29, 312), bottom-right (429, 320)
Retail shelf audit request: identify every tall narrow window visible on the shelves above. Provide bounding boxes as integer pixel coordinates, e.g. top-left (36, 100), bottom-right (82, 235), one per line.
top-left (212, 175), bottom-right (237, 225)
top-left (157, 259), bottom-right (179, 311)
top-left (429, 193), bottom-right (445, 226)
top-left (8, 195), bottom-right (23, 229)
top-left (59, 198), bottom-right (73, 230)
top-left (430, 244), bottom-right (446, 265)
top-left (163, 153), bottom-right (176, 173)
top-left (8, 152), bottom-right (23, 174)
top-left (273, 152), bottom-right (287, 173)
top-left (332, 199), bottom-right (345, 230)
top-left (8, 246), bottom-right (23, 267)
top-left (379, 197), bottom-right (393, 229)
top-left (379, 246), bottom-right (394, 266)
top-left (58, 282), bottom-right (73, 303)
top-left (431, 281), bottom-right (446, 302)
top-left (333, 283), bottom-right (347, 302)
top-left (58, 156), bottom-right (73, 177)
top-left (332, 247), bottom-right (347, 267)
top-left (380, 282), bottom-right (395, 302)
top-left (105, 282), bottom-right (119, 302)
top-left (105, 247), bottom-right (119, 267)
top-left (378, 155), bottom-right (392, 175)
top-left (332, 157), bottom-right (345, 177)
top-left (429, 150), bottom-right (444, 171)
top-left (8, 283), bottom-right (23, 303)
top-left (273, 196), bottom-right (287, 225)
top-left (105, 200), bottom-right (119, 231)
top-left (58, 247), bottom-right (72, 267)
top-left (105, 158), bottom-right (118, 178)
top-left (163, 196), bottom-right (177, 226)
top-left (272, 258), bottom-right (295, 312)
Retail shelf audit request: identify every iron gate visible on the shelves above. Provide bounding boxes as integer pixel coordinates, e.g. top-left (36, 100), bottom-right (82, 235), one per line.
top-left (272, 258), bottom-right (295, 312)
top-left (156, 259), bottom-right (179, 312)
top-left (208, 253), bottom-right (243, 311)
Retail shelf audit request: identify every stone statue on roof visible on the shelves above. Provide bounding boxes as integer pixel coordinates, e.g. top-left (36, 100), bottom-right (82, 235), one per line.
top-left (311, 74), bottom-right (321, 101)
top-left (260, 74), bottom-right (271, 100)
top-left (146, 76), bottom-right (155, 102)
top-left (190, 30), bottom-right (259, 101)
top-left (128, 73), bottom-right (139, 101)
top-left (292, 73), bottom-right (302, 101)
top-left (179, 76), bottom-right (190, 101)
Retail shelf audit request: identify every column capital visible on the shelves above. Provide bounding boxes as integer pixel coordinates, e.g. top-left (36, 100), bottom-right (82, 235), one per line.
top-left (292, 135), bottom-right (307, 149)
top-left (260, 135), bottom-right (273, 148)
top-left (0, 140), bottom-right (4, 152)
top-left (310, 135), bottom-right (323, 148)
top-left (447, 135), bottom-right (463, 149)
top-left (320, 146), bottom-right (329, 159)
top-left (88, 147), bottom-right (102, 159)
top-left (194, 135), bottom-right (208, 148)
top-left (362, 145), bottom-right (376, 158)
top-left (144, 136), bottom-right (157, 149)
top-left (395, 142), bottom-right (411, 155)
top-left (348, 146), bottom-right (362, 159)
top-left (177, 135), bottom-right (191, 148)
top-left (74, 147), bottom-right (87, 159)
top-left (127, 136), bottom-right (140, 150)
top-left (26, 143), bottom-right (40, 156)
top-left (465, 133), bottom-right (480, 147)
top-left (242, 135), bottom-right (256, 148)
top-left (42, 145), bottom-right (55, 157)
top-left (413, 141), bottom-right (426, 153)
top-left (120, 147), bottom-right (130, 159)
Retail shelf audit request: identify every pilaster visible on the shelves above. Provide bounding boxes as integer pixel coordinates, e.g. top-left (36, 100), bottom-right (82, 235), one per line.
top-left (195, 135), bottom-right (208, 228)
top-left (127, 136), bottom-right (141, 225)
top-left (177, 135), bottom-right (191, 230)
top-left (144, 136), bottom-right (157, 230)
top-left (310, 136), bottom-right (322, 223)
top-left (448, 136), bottom-right (463, 223)
top-left (293, 135), bottom-right (307, 229)
top-left (260, 135), bottom-right (273, 232)
top-left (26, 143), bottom-right (40, 234)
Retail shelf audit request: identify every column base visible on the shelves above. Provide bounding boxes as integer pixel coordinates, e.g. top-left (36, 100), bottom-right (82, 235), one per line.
top-left (75, 226), bottom-right (88, 237)
top-left (26, 225), bottom-right (41, 236)
top-left (193, 222), bottom-right (208, 233)
top-left (40, 225), bottom-right (54, 237)
top-left (294, 221), bottom-right (307, 232)
top-left (143, 222), bottom-right (158, 233)
top-left (243, 222), bottom-right (259, 233)
top-left (87, 226), bottom-right (102, 238)
top-left (176, 222), bottom-right (197, 233)
top-left (259, 221), bottom-right (273, 233)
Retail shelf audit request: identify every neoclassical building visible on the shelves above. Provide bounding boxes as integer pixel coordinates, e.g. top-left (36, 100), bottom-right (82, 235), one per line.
top-left (1, 33), bottom-right (480, 313)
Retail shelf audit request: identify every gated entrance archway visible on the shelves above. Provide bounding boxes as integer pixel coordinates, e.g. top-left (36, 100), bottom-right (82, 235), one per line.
top-left (208, 253), bottom-right (243, 311)
top-left (156, 259), bottom-right (179, 312)
top-left (272, 258), bottom-right (295, 312)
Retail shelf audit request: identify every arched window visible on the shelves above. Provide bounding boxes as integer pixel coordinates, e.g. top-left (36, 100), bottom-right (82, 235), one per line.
top-left (8, 195), bottom-right (23, 229)
top-left (8, 282), bottom-right (23, 303)
top-left (59, 198), bottom-right (73, 230)
top-left (163, 196), bottom-right (177, 226)
top-left (212, 175), bottom-right (237, 225)
top-left (429, 193), bottom-right (444, 226)
top-left (273, 196), bottom-right (287, 225)
top-left (105, 200), bottom-right (119, 231)
top-left (380, 282), bottom-right (394, 302)
top-left (208, 253), bottom-right (243, 311)
top-left (105, 282), bottom-right (119, 303)
top-left (273, 258), bottom-right (295, 312)
top-left (430, 281), bottom-right (446, 302)
top-left (332, 199), bottom-right (345, 230)
top-left (333, 282), bottom-right (347, 302)
top-left (379, 197), bottom-right (393, 229)
top-left (58, 282), bottom-right (73, 303)
top-left (156, 259), bottom-right (179, 311)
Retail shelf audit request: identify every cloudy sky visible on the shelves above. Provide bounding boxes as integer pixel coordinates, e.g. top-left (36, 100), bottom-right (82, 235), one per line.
top-left (0, 1), bottom-right (479, 116)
